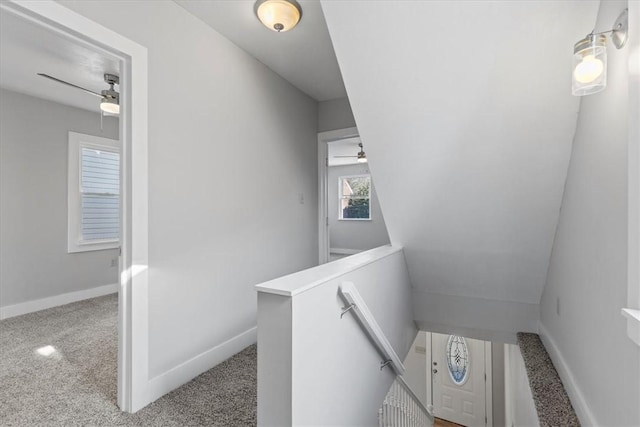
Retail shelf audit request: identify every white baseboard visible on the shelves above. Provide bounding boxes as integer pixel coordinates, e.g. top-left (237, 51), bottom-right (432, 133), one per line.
top-left (0, 283), bottom-right (118, 320)
top-left (147, 326), bottom-right (257, 404)
top-left (538, 323), bottom-right (598, 427)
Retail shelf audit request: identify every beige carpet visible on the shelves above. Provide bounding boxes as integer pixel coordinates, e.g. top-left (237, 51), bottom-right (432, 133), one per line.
top-left (0, 294), bottom-right (257, 426)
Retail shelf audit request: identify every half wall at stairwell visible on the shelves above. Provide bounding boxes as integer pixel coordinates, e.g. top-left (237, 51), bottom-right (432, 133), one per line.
top-left (256, 246), bottom-right (416, 426)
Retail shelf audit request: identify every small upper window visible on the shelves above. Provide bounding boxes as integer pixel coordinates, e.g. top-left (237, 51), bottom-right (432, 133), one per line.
top-left (339, 175), bottom-right (371, 220)
top-left (68, 132), bottom-right (120, 253)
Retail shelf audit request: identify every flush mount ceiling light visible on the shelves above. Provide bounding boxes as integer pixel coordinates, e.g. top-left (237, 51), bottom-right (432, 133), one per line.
top-left (572, 8), bottom-right (628, 96)
top-left (254, 0), bottom-right (302, 33)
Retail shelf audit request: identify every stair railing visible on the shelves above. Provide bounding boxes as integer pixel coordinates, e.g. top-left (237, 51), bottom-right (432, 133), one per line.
top-left (338, 282), bottom-right (434, 426)
top-left (379, 375), bottom-right (433, 427)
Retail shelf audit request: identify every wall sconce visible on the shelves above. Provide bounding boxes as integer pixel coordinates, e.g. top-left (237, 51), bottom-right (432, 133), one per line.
top-left (254, 0), bottom-right (302, 33)
top-left (572, 8), bottom-right (628, 96)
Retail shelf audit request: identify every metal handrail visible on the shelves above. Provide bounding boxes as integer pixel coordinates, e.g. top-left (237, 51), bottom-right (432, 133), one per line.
top-left (338, 281), bottom-right (405, 375)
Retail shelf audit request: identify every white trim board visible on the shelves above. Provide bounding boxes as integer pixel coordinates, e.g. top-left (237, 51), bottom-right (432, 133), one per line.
top-left (147, 327), bottom-right (257, 403)
top-left (0, 283), bottom-right (117, 320)
top-left (330, 248), bottom-right (361, 255)
top-left (538, 323), bottom-right (598, 427)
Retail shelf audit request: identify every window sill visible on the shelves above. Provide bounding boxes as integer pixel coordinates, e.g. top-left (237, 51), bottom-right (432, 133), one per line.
top-left (622, 308), bottom-right (640, 347)
top-left (68, 240), bottom-right (119, 254)
top-left (338, 218), bottom-right (372, 221)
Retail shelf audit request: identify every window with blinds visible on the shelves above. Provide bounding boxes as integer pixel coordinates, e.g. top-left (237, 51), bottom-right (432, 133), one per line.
top-left (80, 148), bottom-right (119, 241)
top-left (68, 132), bottom-right (120, 253)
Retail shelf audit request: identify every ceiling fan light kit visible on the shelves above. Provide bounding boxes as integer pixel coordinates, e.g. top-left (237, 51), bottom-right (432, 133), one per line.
top-left (100, 73), bottom-right (120, 115)
top-left (37, 72), bottom-right (120, 115)
top-left (254, 0), bottom-right (302, 33)
top-left (334, 142), bottom-right (368, 163)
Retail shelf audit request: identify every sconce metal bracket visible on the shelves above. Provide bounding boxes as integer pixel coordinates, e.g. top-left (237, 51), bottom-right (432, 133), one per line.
top-left (612, 8), bottom-right (628, 49)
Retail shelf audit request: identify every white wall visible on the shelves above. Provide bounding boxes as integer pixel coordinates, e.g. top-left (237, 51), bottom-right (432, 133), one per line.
top-left (59, 0), bottom-right (319, 385)
top-left (318, 97), bottom-right (356, 132)
top-left (329, 163), bottom-right (389, 251)
top-left (504, 344), bottom-right (539, 427)
top-left (0, 88), bottom-right (119, 309)
top-left (321, 1), bottom-right (599, 338)
top-left (256, 246), bottom-right (416, 426)
top-left (539, 1), bottom-right (640, 426)
top-left (403, 331), bottom-right (428, 406)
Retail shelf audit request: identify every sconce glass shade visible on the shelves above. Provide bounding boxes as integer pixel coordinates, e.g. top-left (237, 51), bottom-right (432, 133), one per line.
top-left (572, 34), bottom-right (607, 96)
top-left (255, 0), bottom-right (302, 32)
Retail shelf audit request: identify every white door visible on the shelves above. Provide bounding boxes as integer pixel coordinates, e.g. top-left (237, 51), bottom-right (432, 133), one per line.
top-left (432, 333), bottom-right (488, 426)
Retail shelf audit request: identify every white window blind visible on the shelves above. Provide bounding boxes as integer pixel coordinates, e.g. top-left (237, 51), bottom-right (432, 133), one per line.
top-left (80, 148), bottom-right (119, 241)
top-left (68, 132), bottom-right (120, 253)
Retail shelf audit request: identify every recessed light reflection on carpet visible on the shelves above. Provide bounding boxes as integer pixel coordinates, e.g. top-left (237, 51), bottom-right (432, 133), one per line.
top-left (36, 345), bottom-right (56, 356)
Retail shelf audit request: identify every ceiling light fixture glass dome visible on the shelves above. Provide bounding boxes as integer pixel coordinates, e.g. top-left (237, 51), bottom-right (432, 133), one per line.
top-left (254, 0), bottom-right (302, 33)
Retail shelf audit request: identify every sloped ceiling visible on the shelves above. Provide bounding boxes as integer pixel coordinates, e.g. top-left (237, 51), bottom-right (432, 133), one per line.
top-left (174, 0), bottom-right (346, 101)
top-left (0, 8), bottom-right (120, 113)
top-left (321, 0), bottom-right (599, 305)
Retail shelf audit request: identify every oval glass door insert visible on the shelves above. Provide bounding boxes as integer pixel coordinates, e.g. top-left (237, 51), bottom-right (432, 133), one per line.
top-left (446, 335), bottom-right (469, 385)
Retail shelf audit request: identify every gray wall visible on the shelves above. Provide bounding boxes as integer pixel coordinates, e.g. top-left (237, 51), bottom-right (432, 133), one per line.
top-left (318, 97), bottom-right (356, 132)
top-left (329, 163), bottom-right (389, 251)
top-left (0, 88), bottom-right (119, 307)
top-left (60, 0), bottom-right (319, 380)
top-left (540, 1), bottom-right (640, 426)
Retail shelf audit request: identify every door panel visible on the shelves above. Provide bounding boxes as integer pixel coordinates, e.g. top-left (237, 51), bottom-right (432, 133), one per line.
top-left (432, 333), bottom-right (486, 427)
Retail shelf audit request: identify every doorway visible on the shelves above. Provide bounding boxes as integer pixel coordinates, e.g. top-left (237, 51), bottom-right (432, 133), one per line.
top-left (317, 127), bottom-right (390, 264)
top-left (0, 0), bottom-right (148, 413)
top-left (431, 333), bottom-right (492, 427)
top-left (403, 331), bottom-right (495, 427)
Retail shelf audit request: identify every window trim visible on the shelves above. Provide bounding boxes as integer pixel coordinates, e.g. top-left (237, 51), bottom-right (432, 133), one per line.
top-left (67, 131), bottom-right (120, 253)
top-left (338, 174), bottom-right (372, 221)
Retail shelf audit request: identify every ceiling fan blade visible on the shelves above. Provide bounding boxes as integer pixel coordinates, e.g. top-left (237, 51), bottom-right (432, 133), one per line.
top-left (333, 155), bottom-right (358, 158)
top-left (37, 73), bottom-right (102, 98)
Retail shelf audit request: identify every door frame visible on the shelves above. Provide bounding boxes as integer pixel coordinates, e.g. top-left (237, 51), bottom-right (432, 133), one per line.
top-left (0, 0), bottom-right (150, 412)
top-left (427, 332), bottom-right (493, 426)
top-left (317, 127), bottom-right (359, 264)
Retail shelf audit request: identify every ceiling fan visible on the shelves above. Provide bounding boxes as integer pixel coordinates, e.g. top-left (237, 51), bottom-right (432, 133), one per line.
top-left (333, 142), bottom-right (367, 163)
top-left (37, 72), bottom-right (120, 115)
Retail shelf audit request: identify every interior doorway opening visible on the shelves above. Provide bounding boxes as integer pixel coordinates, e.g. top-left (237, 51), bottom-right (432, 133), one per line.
top-left (0, 0), bottom-right (149, 413)
top-left (317, 127), bottom-right (391, 264)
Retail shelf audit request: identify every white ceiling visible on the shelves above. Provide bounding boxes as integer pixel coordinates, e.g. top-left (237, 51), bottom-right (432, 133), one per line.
top-left (322, 0), bottom-right (599, 305)
top-left (174, 0), bottom-right (346, 102)
top-left (328, 136), bottom-right (363, 166)
top-left (0, 8), bottom-right (120, 113)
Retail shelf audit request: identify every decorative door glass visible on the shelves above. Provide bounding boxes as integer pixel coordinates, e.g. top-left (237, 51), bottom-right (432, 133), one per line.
top-left (446, 335), bottom-right (469, 385)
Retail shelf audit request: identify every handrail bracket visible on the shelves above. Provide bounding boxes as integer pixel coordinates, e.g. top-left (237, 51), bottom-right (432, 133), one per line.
top-left (340, 303), bottom-right (356, 319)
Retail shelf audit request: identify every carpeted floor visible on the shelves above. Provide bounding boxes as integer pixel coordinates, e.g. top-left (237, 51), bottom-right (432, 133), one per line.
top-left (0, 294), bottom-right (257, 426)
top-left (517, 332), bottom-right (579, 427)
